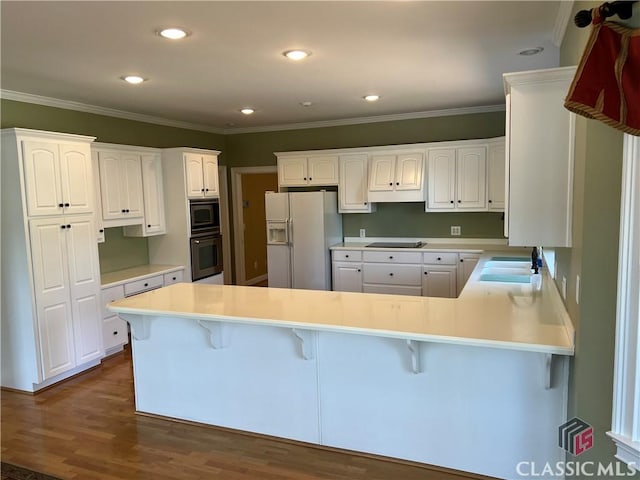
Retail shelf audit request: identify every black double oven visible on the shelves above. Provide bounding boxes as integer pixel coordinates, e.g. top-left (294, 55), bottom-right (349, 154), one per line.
top-left (189, 199), bottom-right (223, 281)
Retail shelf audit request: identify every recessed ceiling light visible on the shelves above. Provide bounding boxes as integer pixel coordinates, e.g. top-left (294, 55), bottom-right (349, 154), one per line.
top-left (363, 95), bottom-right (380, 102)
top-left (300, 101), bottom-right (313, 107)
top-left (157, 27), bottom-right (190, 40)
top-left (283, 50), bottom-right (311, 61)
top-left (240, 108), bottom-right (255, 115)
top-left (122, 75), bottom-right (146, 84)
top-left (518, 47), bottom-right (544, 56)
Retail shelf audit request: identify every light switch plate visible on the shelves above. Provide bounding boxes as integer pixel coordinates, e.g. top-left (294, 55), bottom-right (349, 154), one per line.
top-left (359, 229), bottom-right (366, 238)
top-left (451, 226), bottom-right (461, 236)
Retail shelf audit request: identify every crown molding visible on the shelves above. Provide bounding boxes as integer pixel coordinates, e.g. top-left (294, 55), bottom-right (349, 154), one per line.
top-left (1, 89), bottom-right (226, 134)
top-left (225, 104), bottom-right (506, 134)
top-left (552, 0), bottom-right (574, 47)
top-left (2, 89), bottom-right (504, 136)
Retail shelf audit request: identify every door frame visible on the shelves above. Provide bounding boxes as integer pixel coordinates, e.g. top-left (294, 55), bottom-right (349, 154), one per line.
top-left (231, 166), bottom-right (278, 285)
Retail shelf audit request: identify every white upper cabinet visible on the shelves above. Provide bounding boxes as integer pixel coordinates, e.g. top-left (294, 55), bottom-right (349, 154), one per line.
top-left (123, 153), bottom-right (166, 237)
top-left (487, 140), bottom-right (506, 211)
top-left (368, 151), bottom-right (424, 202)
top-left (95, 148), bottom-right (144, 225)
top-left (277, 155), bottom-right (339, 187)
top-left (339, 154), bottom-right (373, 213)
top-left (426, 149), bottom-right (456, 209)
top-left (22, 140), bottom-right (94, 217)
top-left (504, 67), bottom-right (576, 247)
top-left (185, 152), bottom-right (220, 198)
top-left (426, 146), bottom-right (487, 211)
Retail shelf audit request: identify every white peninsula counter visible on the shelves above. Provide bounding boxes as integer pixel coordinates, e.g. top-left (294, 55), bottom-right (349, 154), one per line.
top-left (109, 255), bottom-right (574, 480)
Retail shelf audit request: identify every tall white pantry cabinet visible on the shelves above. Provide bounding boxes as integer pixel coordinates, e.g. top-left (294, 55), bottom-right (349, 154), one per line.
top-left (1, 128), bottom-right (104, 392)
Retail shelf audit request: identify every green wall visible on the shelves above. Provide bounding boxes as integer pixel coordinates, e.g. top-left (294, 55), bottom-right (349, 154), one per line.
top-left (97, 228), bottom-right (150, 274)
top-left (557, 3), bottom-right (637, 477)
top-left (226, 111), bottom-right (506, 240)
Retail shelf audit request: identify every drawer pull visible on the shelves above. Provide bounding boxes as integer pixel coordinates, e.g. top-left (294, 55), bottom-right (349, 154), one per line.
top-left (389, 256), bottom-right (393, 259)
top-left (357, 269), bottom-right (361, 272)
top-left (345, 254), bottom-right (349, 258)
top-left (172, 276), bottom-right (176, 281)
top-left (113, 331), bottom-right (118, 335)
top-left (437, 257), bottom-right (441, 261)
top-left (424, 271), bottom-right (428, 275)
top-left (389, 273), bottom-right (394, 276)
top-left (144, 283), bottom-right (149, 287)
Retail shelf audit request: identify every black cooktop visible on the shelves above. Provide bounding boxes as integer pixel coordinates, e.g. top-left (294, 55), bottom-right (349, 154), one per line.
top-left (365, 241), bottom-right (424, 248)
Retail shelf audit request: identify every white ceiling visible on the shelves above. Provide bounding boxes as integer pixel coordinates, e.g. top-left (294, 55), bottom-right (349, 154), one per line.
top-left (0, 1), bottom-right (569, 133)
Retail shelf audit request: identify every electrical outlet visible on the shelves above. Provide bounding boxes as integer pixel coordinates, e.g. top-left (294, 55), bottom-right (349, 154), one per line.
top-left (562, 276), bottom-right (567, 300)
top-left (451, 226), bottom-right (461, 236)
top-left (576, 275), bottom-right (580, 304)
top-left (359, 229), bottom-right (366, 238)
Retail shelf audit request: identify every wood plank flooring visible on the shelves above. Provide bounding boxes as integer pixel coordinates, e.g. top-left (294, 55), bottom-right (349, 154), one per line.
top-left (1, 348), bottom-right (494, 480)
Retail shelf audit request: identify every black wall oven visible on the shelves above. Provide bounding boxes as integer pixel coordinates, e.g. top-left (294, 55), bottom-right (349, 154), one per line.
top-left (189, 199), bottom-right (223, 281)
top-left (191, 233), bottom-right (223, 281)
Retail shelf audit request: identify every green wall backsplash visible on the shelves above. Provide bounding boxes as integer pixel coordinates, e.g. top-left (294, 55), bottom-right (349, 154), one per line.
top-left (343, 203), bottom-right (504, 238)
top-left (98, 228), bottom-right (149, 274)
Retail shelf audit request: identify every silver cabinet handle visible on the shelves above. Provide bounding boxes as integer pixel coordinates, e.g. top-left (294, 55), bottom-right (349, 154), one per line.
top-left (194, 240), bottom-right (200, 244)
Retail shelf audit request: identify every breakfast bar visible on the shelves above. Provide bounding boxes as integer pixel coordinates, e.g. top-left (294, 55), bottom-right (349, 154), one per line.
top-left (108, 254), bottom-right (574, 479)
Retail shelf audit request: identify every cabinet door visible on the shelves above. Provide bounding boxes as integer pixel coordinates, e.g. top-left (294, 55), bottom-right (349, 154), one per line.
top-left (368, 154), bottom-right (395, 191)
top-left (121, 154), bottom-right (144, 218)
top-left (278, 157), bottom-right (308, 186)
top-left (98, 151), bottom-right (124, 220)
top-left (65, 215), bottom-right (103, 364)
top-left (487, 142), bottom-right (506, 211)
top-left (22, 141), bottom-right (64, 217)
top-left (332, 262), bottom-right (363, 292)
top-left (422, 266), bottom-right (457, 298)
top-left (29, 217), bottom-right (76, 379)
top-left (202, 155), bottom-right (219, 197)
top-left (339, 154), bottom-right (370, 212)
top-left (308, 155), bottom-right (339, 185)
top-left (140, 154), bottom-right (166, 235)
top-left (59, 143), bottom-right (94, 215)
top-left (185, 154), bottom-right (205, 198)
top-left (395, 153), bottom-right (423, 191)
top-left (457, 253), bottom-right (480, 296)
top-left (427, 149), bottom-right (456, 210)
top-left (92, 155), bottom-right (105, 242)
top-left (456, 147), bottom-right (487, 210)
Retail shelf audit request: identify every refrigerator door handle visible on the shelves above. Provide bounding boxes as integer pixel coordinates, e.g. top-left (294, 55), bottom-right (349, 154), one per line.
top-left (288, 218), bottom-right (293, 246)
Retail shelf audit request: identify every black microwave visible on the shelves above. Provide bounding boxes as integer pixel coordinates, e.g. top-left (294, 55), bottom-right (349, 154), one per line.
top-left (190, 199), bottom-right (220, 236)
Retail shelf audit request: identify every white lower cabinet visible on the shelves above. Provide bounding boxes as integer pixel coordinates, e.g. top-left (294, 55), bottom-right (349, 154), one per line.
top-left (100, 268), bottom-right (185, 353)
top-left (422, 252), bottom-right (458, 298)
top-left (29, 214), bottom-right (103, 380)
top-left (457, 253), bottom-right (480, 296)
top-left (361, 250), bottom-right (422, 296)
top-left (101, 285), bottom-right (127, 352)
top-left (332, 248), bottom-right (480, 298)
top-left (332, 251), bottom-right (363, 292)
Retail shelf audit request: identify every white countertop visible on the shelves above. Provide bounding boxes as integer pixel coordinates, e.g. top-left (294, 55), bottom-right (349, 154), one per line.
top-left (108, 254), bottom-right (574, 355)
top-left (101, 264), bottom-right (184, 288)
top-left (331, 237), bottom-right (520, 253)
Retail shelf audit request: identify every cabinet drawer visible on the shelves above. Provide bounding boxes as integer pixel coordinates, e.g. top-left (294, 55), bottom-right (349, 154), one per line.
top-left (124, 275), bottom-right (163, 296)
top-left (363, 251), bottom-right (422, 264)
top-left (363, 284), bottom-right (422, 296)
top-left (332, 250), bottom-right (362, 262)
top-left (164, 270), bottom-right (184, 286)
top-left (103, 316), bottom-right (128, 351)
top-left (363, 264), bottom-right (422, 286)
top-left (100, 285), bottom-right (125, 319)
top-left (423, 252), bottom-right (458, 265)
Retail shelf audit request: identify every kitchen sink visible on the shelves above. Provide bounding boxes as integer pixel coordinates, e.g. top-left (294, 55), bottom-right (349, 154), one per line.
top-left (479, 264), bottom-right (532, 284)
top-left (479, 273), bottom-right (531, 284)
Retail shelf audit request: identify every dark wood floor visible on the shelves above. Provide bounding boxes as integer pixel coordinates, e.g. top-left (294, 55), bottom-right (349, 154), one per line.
top-left (1, 348), bottom-right (493, 480)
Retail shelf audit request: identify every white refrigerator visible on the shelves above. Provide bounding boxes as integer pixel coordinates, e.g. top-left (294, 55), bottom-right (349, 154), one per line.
top-left (266, 191), bottom-right (342, 290)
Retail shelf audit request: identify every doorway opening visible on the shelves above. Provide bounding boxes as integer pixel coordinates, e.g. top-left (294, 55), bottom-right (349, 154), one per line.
top-left (231, 166), bottom-right (278, 285)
